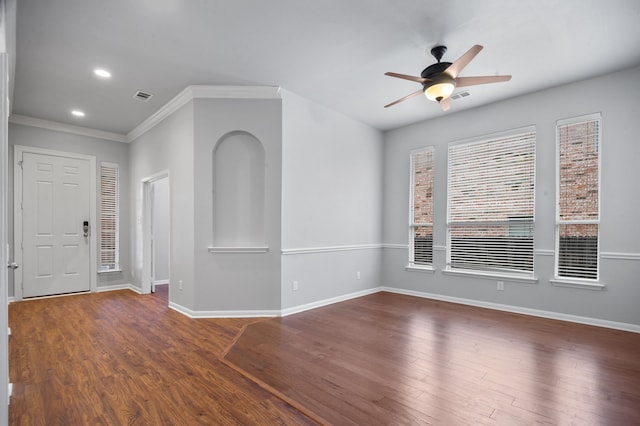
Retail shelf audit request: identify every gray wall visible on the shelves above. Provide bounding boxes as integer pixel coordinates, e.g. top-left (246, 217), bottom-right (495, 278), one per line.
top-left (129, 92), bottom-right (384, 313)
top-left (8, 123), bottom-right (131, 296)
top-left (192, 98), bottom-right (283, 312)
top-left (152, 176), bottom-right (170, 283)
top-left (129, 102), bottom-right (195, 309)
top-left (381, 66), bottom-right (640, 326)
top-left (281, 90), bottom-right (384, 309)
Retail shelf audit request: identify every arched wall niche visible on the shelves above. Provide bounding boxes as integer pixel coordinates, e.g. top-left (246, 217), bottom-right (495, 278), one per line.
top-left (211, 131), bottom-right (266, 250)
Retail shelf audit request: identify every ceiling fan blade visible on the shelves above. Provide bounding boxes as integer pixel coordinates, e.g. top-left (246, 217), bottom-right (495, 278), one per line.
top-left (445, 44), bottom-right (483, 78)
top-left (384, 89), bottom-right (424, 108)
top-left (439, 97), bottom-right (451, 111)
top-left (455, 75), bottom-right (512, 87)
top-left (385, 72), bottom-right (430, 84)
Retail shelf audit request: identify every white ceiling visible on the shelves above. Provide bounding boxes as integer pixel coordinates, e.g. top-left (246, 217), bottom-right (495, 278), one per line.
top-left (11, 0), bottom-right (640, 135)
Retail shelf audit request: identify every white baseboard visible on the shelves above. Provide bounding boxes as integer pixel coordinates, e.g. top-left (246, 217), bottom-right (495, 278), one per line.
top-left (153, 280), bottom-right (169, 286)
top-left (83, 283), bottom-right (640, 334)
top-left (168, 301), bottom-right (279, 319)
top-left (96, 283), bottom-right (142, 294)
top-left (281, 287), bottom-right (381, 317)
top-left (380, 286), bottom-right (640, 334)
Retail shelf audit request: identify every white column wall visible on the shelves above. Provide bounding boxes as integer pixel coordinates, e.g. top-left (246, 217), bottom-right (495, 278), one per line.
top-left (129, 102), bottom-right (195, 310)
top-left (281, 90), bottom-right (384, 310)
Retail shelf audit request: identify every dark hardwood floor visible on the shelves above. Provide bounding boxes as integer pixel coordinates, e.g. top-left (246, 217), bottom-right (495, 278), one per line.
top-left (9, 289), bottom-right (640, 425)
top-left (224, 292), bottom-right (640, 425)
top-left (8, 290), bottom-right (315, 425)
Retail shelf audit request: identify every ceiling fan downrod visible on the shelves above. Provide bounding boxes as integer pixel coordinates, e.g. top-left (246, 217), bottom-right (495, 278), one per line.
top-left (430, 45), bottom-right (447, 63)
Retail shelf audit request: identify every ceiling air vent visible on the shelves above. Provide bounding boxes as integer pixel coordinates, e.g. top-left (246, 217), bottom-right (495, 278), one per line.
top-left (451, 90), bottom-right (471, 100)
top-left (133, 90), bottom-right (153, 101)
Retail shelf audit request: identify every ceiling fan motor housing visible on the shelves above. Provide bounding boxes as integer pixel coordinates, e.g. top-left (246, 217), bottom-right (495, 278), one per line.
top-left (421, 62), bottom-right (452, 79)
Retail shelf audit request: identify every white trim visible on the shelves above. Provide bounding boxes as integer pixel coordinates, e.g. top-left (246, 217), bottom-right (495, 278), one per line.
top-left (153, 279), bottom-right (169, 286)
top-left (556, 112), bottom-right (602, 127)
top-left (141, 170), bottom-right (170, 295)
top-left (168, 302), bottom-right (279, 319)
top-left (126, 87), bottom-right (193, 142)
top-left (549, 279), bottom-right (606, 290)
top-left (127, 85), bottom-right (281, 142)
top-left (108, 284), bottom-right (639, 334)
top-left (601, 252), bottom-right (640, 260)
top-left (280, 287), bottom-right (380, 317)
top-left (190, 85), bottom-right (281, 100)
top-left (9, 114), bottom-right (127, 143)
top-left (0, 54), bottom-right (9, 416)
top-left (13, 145), bottom-right (97, 301)
top-left (382, 244), bottom-right (407, 250)
top-left (281, 244), bottom-right (382, 255)
top-left (380, 287), bottom-right (640, 334)
top-left (7, 298), bottom-right (14, 304)
top-left (555, 112), bottom-right (602, 281)
top-left (535, 250), bottom-right (638, 260)
top-left (405, 265), bottom-right (436, 273)
top-left (384, 244), bottom-right (447, 252)
top-left (442, 268), bottom-right (538, 284)
top-left (96, 283), bottom-right (141, 294)
top-left (408, 146), bottom-right (435, 268)
top-left (448, 124), bottom-right (537, 148)
top-left (208, 246), bottom-right (269, 253)
top-left (97, 269), bottom-right (123, 274)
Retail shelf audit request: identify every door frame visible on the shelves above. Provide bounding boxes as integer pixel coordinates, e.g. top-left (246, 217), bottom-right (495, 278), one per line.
top-left (1, 52), bottom-right (11, 413)
top-left (13, 145), bottom-right (97, 301)
top-left (141, 170), bottom-right (170, 295)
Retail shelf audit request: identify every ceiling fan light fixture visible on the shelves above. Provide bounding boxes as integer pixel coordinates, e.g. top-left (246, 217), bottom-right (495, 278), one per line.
top-left (424, 76), bottom-right (456, 102)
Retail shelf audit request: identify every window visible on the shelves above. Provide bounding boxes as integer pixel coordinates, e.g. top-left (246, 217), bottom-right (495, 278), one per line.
top-left (99, 162), bottom-right (119, 272)
top-left (447, 127), bottom-right (536, 277)
top-left (556, 113), bottom-right (601, 280)
top-left (409, 147), bottom-right (434, 267)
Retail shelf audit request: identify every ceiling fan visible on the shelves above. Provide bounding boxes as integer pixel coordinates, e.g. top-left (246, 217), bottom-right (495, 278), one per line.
top-left (384, 44), bottom-right (511, 111)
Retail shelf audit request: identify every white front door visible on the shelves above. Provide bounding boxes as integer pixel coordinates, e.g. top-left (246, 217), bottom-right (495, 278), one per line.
top-left (21, 152), bottom-right (91, 298)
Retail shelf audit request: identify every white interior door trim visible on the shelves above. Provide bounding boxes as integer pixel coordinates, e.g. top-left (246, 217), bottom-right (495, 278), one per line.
top-left (13, 145), bottom-right (97, 300)
top-left (141, 170), bottom-right (169, 295)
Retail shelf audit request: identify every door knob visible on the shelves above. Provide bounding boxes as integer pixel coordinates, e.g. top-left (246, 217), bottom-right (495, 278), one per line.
top-left (7, 262), bottom-right (18, 270)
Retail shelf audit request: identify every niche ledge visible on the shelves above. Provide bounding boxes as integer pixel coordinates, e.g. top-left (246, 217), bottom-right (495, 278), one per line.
top-left (208, 246), bottom-right (269, 254)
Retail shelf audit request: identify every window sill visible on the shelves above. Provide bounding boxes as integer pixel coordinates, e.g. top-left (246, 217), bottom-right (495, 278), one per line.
top-left (405, 264), bottom-right (436, 273)
top-left (98, 269), bottom-right (122, 274)
top-left (208, 246), bottom-right (269, 253)
top-left (443, 268), bottom-right (538, 284)
top-left (550, 279), bottom-right (605, 290)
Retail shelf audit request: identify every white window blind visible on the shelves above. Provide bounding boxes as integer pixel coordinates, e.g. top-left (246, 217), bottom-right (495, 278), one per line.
top-left (100, 162), bottom-right (119, 272)
top-left (409, 147), bottom-right (434, 266)
top-left (556, 114), bottom-right (600, 280)
top-left (447, 127), bottom-right (536, 276)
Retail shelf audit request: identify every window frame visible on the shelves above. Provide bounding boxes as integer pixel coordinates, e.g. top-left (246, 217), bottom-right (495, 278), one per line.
top-left (408, 146), bottom-right (435, 270)
top-left (554, 113), bottom-right (602, 284)
top-left (445, 126), bottom-right (536, 280)
top-left (99, 162), bottom-right (120, 273)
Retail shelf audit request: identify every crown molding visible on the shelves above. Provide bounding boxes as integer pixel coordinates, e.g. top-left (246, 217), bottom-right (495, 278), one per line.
top-left (127, 85), bottom-right (281, 142)
top-left (9, 114), bottom-right (127, 143)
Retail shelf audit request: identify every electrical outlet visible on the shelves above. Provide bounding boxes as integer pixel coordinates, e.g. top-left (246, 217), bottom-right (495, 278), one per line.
top-left (356, 271), bottom-right (361, 280)
top-left (179, 279), bottom-right (183, 290)
top-left (292, 280), bottom-right (299, 291)
top-left (497, 281), bottom-right (504, 291)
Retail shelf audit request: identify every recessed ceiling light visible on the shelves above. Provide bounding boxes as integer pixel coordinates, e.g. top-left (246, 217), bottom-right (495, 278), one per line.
top-left (93, 68), bottom-right (111, 78)
top-left (71, 110), bottom-right (85, 117)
